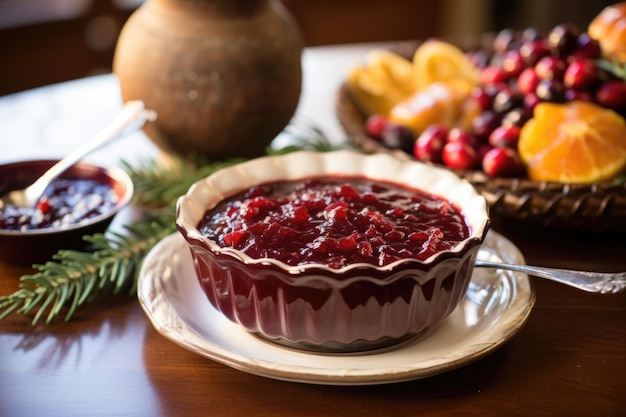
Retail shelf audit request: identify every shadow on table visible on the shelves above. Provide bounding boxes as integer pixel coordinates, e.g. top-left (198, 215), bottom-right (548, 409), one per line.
top-left (141, 321), bottom-right (561, 416)
top-left (0, 293), bottom-right (139, 371)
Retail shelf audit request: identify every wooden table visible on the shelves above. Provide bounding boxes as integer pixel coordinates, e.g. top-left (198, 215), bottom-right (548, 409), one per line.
top-left (0, 44), bottom-right (625, 417)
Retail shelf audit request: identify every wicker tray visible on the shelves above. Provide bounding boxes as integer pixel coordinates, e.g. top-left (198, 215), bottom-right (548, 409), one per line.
top-left (336, 41), bottom-right (626, 232)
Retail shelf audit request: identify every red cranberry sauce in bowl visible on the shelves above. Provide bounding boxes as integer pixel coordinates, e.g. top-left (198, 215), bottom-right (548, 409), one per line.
top-left (198, 177), bottom-right (470, 269)
top-left (176, 151), bottom-right (490, 353)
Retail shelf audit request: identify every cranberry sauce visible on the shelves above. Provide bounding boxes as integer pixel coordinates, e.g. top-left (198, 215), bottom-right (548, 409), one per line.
top-left (198, 177), bottom-right (470, 268)
top-left (0, 178), bottom-right (119, 231)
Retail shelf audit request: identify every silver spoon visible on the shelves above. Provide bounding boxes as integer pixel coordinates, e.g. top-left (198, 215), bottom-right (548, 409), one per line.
top-left (475, 259), bottom-right (626, 294)
top-left (0, 101), bottom-right (156, 209)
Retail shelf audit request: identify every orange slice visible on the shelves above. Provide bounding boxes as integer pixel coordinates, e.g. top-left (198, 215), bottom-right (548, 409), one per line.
top-left (412, 40), bottom-right (480, 90)
top-left (346, 49), bottom-right (416, 115)
top-left (389, 78), bottom-right (479, 134)
top-left (364, 49), bottom-right (417, 95)
top-left (518, 101), bottom-right (626, 183)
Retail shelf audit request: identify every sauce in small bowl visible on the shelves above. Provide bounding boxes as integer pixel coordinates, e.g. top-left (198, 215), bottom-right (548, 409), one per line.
top-left (0, 160), bottom-right (133, 266)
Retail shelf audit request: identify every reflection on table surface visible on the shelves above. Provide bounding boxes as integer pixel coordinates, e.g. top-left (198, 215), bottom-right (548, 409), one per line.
top-left (0, 44), bottom-right (625, 417)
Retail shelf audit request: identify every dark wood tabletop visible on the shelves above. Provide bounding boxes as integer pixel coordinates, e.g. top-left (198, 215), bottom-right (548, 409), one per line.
top-left (0, 44), bottom-right (624, 417)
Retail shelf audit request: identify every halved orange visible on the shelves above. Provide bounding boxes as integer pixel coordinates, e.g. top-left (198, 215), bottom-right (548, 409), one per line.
top-left (518, 101), bottom-right (626, 183)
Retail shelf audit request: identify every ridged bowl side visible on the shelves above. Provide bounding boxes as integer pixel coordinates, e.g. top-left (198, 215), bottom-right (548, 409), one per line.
top-left (186, 237), bottom-right (480, 351)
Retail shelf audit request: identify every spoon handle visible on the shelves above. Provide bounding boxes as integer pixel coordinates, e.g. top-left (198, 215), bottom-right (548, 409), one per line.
top-left (24, 101), bottom-right (157, 204)
top-left (475, 259), bottom-right (626, 294)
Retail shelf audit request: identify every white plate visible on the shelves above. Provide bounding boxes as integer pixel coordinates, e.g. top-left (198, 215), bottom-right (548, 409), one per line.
top-left (138, 231), bottom-right (535, 385)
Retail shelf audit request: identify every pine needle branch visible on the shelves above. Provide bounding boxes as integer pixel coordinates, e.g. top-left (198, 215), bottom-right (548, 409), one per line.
top-left (0, 209), bottom-right (175, 325)
top-left (123, 157), bottom-right (246, 207)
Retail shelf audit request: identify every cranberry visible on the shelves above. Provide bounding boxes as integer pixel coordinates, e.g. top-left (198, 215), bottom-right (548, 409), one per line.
top-left (488, 51), bottom-right (504, 69)
top-left (493, 28), bottom-right (516, 53)
top-left (477, 144), bottom-right (493, 161)
top-left (595, 81), bottom-right (626, 110)
top-left (472, 110), bottom-right (501, 139)
top-left (482, 147), bottom-right (525, 177)
top-left (521, 27), bottom-right (541, 42)
top-left (241, 196), bottom-right (278, 220)
top-left (563, 59), bottom-right (598, 89)
top-left (470, 86), bottom-right (494, 111)
top-left (488, 125), bottom-right (520, 148)
top-left (523, 93), bottom-right (542, 110)
top-left (381, 122), bottom-right (414, 154)
top-left (535, 56), bottom-right (566, 80)
top-left (501, 107), bottom-right (532, 127)
top-left (446, 127), bottom-right (478, 147)
top-left (467, 50), bottom-right (490, 69)
top-left (564, 89), bottom-right (592, 102)
top-left (414, 125), bottom-right (447, 163)
top-left (501, 50), bottom-right (524, 77)
top-left (573, 33), bottom-right (601, 60)
top-left (365, 114), bottom-right (389, 141)
top-left (36, 198), bottom-right (52, 214)
top-left (223, 230), bottom-right (247, 247)
top-left (442, 142), bottom-right (480, 170)
top-left (517, 67), bottom-right (540, 96)
top-left (481, 66), bottom-right (509, 85)
top-left (519, 39), bottom-right (551, 66)
top-left (548, 23), bottom-right (580, 58)
top-left (535, 79), bottom-right (565, 102)
top-left (493, 89), bottom-right (522, 114)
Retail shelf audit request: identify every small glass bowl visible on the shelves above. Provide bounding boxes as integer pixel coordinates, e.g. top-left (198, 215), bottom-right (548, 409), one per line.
top-left (176, 150), bottom-right (489, 353)
top-left (0, 159), bottom-right (134, 266)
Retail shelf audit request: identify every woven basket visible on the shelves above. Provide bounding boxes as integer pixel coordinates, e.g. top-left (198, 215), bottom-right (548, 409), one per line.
top-left (336, 42), bottom-right (626, 232)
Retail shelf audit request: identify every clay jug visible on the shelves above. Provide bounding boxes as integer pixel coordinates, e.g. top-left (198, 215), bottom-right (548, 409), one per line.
top-left (113, 0), bottom-right (303, 161)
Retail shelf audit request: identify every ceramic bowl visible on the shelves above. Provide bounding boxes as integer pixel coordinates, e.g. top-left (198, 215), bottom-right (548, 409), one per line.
top-left (176, 150), bottom-right (490, 353)
top-left (0, 159), bottom-right (134, 266)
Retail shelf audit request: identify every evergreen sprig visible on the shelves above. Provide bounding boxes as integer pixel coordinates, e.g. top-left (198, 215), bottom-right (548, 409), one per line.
top-left (0, 209), bottom-right (175, 324)
top-left (124, 157), bottom-right (246, 207)
top-left (0, 124), bottom-right (344, 325)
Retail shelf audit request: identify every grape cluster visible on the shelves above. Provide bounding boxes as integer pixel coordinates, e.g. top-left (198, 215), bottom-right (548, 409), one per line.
top-left (365, 24), bottom-right (626, 177)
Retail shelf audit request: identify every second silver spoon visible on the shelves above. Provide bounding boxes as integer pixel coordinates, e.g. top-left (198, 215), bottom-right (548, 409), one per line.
top-left (475, 259), bottom-right (626, 294)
